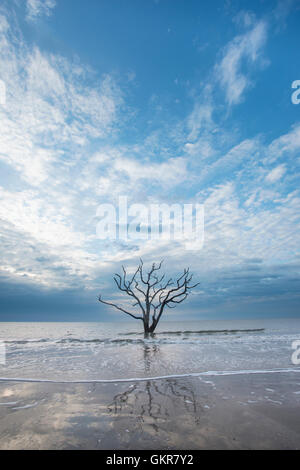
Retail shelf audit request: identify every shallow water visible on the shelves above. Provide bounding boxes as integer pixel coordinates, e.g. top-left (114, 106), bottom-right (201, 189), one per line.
top-left (0, 318), bottom-right (300, 381)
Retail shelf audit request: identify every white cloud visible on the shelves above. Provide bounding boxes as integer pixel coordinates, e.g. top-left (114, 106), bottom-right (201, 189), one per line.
top-left (0, 11), bottom-right (126, 288)
top-left (0, 22), bottom-right (124, 186)
top-left (186, 103), bottom-right (213, 141)
top-left (193, 138), bottom-right (260, 185)
top-left (26, 0), bottom-right (56, 21)
top-left (265, 164), bottom-right (286, 183)
top-left (113, 156), bottom-right (187, 187)
top-left (0, 187), bottom-right (101, 289)
top-left (184, 139), bottom-right (214, 158)
top-left (217, 20), bottom-right (267, 105)
top-left (267, 124), bottom-right (300, 162)
top-left (74, 138), bottom-right (189, 202)
top-left (0, 14), bottom-right (9, 33)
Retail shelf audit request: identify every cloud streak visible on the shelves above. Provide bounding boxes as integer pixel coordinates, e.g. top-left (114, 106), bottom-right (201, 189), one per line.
top-left (216, 18), bottom-right (268, 105)
top-left (26, 0), bottom-right (56, 21)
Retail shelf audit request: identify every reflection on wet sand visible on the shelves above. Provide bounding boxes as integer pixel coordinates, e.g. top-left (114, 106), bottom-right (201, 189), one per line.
top-left (0, 345), bottom-right (300, 449)
top-left (109, 379), bottom-right (202, 431)
top-left (108, 344), bottom-right (204, 432)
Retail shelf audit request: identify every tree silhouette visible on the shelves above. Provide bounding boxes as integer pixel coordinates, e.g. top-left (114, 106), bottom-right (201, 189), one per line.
top-left (98, 259), bottom-right (199, 334)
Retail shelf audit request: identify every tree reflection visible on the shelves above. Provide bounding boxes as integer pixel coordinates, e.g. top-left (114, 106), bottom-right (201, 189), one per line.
top-left (108, 344), bottom-right (203, 432)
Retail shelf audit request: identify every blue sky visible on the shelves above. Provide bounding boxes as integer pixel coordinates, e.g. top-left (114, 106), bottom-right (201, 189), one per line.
top-left (0, 0), bottom-right (300, 321)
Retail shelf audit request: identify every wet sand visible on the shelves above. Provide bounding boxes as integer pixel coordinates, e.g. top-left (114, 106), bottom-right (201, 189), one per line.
top-left (0, 372), bottom-right (300, 449)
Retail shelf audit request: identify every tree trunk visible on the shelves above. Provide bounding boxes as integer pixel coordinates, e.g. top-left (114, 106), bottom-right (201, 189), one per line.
top-left (143, 318), bottom-right (157, 336)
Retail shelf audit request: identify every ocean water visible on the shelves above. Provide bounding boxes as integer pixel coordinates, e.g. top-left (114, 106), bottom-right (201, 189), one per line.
top-left (0, 318), bottom-right (300, 382)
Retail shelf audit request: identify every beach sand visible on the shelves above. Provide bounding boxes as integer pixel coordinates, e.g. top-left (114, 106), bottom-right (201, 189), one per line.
top-left (0, 372), bottom-right (299, 450)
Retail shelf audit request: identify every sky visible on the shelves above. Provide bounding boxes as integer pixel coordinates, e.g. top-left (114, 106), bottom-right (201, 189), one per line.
top-left (0, 0), bottom-right (300, 322)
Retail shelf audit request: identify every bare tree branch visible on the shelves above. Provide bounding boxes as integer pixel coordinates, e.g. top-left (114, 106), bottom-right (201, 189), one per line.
top-left (98, 259), bottom-right (199, 334)
top-left (98, 295), bottom-right (144, 321)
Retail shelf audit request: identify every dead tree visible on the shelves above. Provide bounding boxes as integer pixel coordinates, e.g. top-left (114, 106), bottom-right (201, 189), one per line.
top-left (98, 260), bottom-right (199, 335)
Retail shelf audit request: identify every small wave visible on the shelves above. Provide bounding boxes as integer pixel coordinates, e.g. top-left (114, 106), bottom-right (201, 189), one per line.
top-left (57, 338), bottom-right (146, 345)
top-left (3, 329), bottom-right (265, 347)
top-left (58, 338), bottom-right (105, 344)
top-left (56, 337), bottom-right (232, 345)
top-left (4, 337), bottom-right (142, 346)
top-left (121, 328), bottom-right (265, 336)
top-left (0, 367), bottom-right (299, 384)
top-left (12, 401), bottom-right (39, 410)
top-left (56, 338), bottom-right (199, 346)
top-left (5, 338), bottom-right (51, 345)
